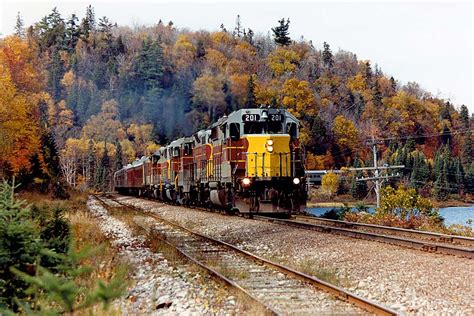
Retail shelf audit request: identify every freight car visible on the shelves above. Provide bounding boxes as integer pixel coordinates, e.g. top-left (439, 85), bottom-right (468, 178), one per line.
top-left (114, 107), bottom-right (307, 215)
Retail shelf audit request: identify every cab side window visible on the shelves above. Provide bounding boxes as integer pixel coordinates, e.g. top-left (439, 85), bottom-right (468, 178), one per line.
top-left (286, 123), bottom-right (297, 139)
top-left (229, 123), bottom-right (240, 140)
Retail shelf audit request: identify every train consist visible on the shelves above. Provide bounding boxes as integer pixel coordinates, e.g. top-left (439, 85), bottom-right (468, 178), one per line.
top-left (114, 108), bottom-right (307, 215)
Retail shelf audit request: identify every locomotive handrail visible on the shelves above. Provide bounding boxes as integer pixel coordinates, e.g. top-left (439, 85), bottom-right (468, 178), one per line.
top-left (240, 151), bottom-right (293, 178)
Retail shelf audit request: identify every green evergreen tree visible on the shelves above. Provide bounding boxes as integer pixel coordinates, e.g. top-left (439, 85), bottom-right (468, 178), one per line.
top-left (95, 143), bottom-right (111, 192)
top-left (322, 41), bottom-right (334, 69)
top-left (136, 39), bottom-right (164, 92)
top-left (373, 80), bottom-right (382, 107)
top-left (81, 5), bottom-right (95, 41)
top-left (434, 160), bottom-right (449, 201)
top-left (308, 115), bottom-right (327, 154)
top-left (465, 163), bottom-right (474, 195)
top-left (87, 140), bottom-right (96, 189)
top-left (350, 155), bottom-right (368, 199)
top-left (459, 104), bottom-right (469, 128)
top-left (244, 28), bottom-right (254, 45)
top-left (14, 12), bottom-right (25, 38)
top-left (440, 101), bottom-right (452, 121)
top-left (48, 48), bottom-right (65, 102)
top-left (65, 13), bottom-right (81, 52)
top-left (410, 151), bottom-right (430, 189)
top-left (0, 182), bottom-right (43, 310)
top-left (461, 135), bottom-right (473, 166)
top-left (389, 76), bottom-right (397, 95)
top-left (454, 157), bottom-right (465, 194)
top-left (114, 140), bottom-right (124, 171)
top-left (245, 75), bottom-right (256, 108)
top-left (271, 18), bottom-right (291, 46)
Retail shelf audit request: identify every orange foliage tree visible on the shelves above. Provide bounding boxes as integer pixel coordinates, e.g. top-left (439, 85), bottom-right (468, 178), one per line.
top-left (0, 36), bottom-right (45, 176)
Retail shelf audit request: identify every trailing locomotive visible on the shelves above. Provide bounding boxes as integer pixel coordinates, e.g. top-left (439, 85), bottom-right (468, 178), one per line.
top-left (114, 107), bottom-right (307, 215)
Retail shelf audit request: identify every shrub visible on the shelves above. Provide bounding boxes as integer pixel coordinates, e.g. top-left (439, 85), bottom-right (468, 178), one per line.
top-left (0, 181), bottom-right (125, 313)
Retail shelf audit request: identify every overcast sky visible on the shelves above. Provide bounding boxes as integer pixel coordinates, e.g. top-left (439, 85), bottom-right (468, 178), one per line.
top-left (1, 0), bottom-right (472, 112)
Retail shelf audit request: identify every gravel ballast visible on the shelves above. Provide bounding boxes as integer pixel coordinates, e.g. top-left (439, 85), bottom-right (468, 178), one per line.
top-left (87, 197), bottom-right (240, 315)
top-left (117, 196), bottom-right (474, 315)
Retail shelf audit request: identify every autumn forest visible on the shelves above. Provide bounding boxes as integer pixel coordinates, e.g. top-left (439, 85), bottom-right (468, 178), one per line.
top-left (1, 6), bottom-right (473, 200)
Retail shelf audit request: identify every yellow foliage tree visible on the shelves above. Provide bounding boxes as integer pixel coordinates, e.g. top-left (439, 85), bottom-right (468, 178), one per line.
top-left (281, 78), bottom-right (316, 118)
top-left (82, 99), bottom-right (125, 142)
top-left (267, 48), bottom-right (300, 76)
top-left (127, 123), bottom-right (153, 156)
top-left (229, 74), bottom-right (249, 108)
top-left (192, 74), bottom-right (226, 120)
top-left (332, 115), bottom-right (358, 150)
top-left (172, 34), bottom-right (196, 70)
top-left (321, 172), bottom-right (339, 198)
top-left (0, 36), bottom-right (44, 175)
top-left (205, 48), bottom-right (228, 73)
top-left (346, 73), bottom-right (367, 93)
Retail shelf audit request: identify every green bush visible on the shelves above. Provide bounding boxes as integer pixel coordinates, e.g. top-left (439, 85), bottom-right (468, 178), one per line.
top-left (0, 181), bottom-right (125, 313)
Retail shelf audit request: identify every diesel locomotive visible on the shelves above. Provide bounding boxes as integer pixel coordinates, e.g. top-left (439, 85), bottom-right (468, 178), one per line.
top-left (114, 107), bottom-right (307, 215)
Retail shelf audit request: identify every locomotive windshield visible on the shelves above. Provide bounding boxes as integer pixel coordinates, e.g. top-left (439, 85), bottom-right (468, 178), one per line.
top-left (243, 121), bottom-right (283, 134)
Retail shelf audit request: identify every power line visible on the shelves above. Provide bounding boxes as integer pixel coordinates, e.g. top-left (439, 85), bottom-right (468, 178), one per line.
top-left (364, 127), bottom-right (472, 143)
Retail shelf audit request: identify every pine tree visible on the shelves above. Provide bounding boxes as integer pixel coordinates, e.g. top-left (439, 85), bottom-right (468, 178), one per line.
top-left (244, 28), bottom-right (254, 45)
top-left (410, 151), bottom-right (430, 189)
top-left (440, 101), bottom-right (452, 121)
top-left (322, 42), bottom-right (334, 69)
top-left (389, 76), bottom-right (397, 95)
top-left (95, 143), bottom-right (110, 192)
top-left (136, 39), bottom-right (164, 92)
top-left (364, 61), bottom-right (373, 87)
top-left (245, 75), bottom-right (256, 108)
top-left (81, 5), bottom-right (95, 41)
top-left (461, 135), bottom-right (473, 166)
top-left (0, 182), bottom-right (43, 310)
top-left (196, 39), bottom-right (206, 59)
top-left (459, 104), bottom-right (469, 128)
top-left (114, 140), bottom-right (124, 171)
top-left (271, 18), bottom-right (291, 46)
top-left (373, 79), bottom-right (382, 107)
top-left (65, 14), bottom-right (81, 52)
top-left (434, 160), bottom-right (449, 201)
top-left (308, 115), bottom-right (327, 154)
top-left (350, 155), bottom-right (368, 199)
top-left (465, 163), bottom-right (474, 195)
top-left (454, 158), bottom-right (465, 194)
top-left (14, 12), bottom-right (25, 38)
top-left (86, 140), bottom-right (95, 188)
top-left (233, 15), bottom-right (243, 37)
top-left (48, 48), bottom-right (65, 102)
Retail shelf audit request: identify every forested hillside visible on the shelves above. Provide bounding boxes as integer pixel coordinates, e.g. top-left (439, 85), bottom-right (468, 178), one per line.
top-left (1, 7), bottom-right (473, 199)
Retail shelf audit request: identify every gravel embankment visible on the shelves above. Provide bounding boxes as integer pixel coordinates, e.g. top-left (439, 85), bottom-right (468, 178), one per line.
top-left (118, 196), bottom-right (474, 315)
top-left (87, 197), bottom-right (240, 315)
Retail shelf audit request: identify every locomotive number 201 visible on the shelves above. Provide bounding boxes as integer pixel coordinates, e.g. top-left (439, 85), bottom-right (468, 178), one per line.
top-left (242, 114), bottom-right (260, 122)
top-left (269, 114), bottom-right (283, 121)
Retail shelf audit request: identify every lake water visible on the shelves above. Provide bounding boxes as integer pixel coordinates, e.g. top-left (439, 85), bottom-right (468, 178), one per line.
top-left (306, 205), bottom-right (474, 228)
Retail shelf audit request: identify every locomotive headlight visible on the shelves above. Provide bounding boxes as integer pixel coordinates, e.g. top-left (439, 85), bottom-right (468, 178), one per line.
top-left (266, 145), bottom-right (274, 153)
top-left (242, 177), bottom-right (251, 186)
top-left (266, 139), bottom-right (274, 146)
top-left (293, 177), bottom-right (300, 185)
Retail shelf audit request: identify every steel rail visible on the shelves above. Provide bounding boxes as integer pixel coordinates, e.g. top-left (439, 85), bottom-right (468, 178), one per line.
top-left (294, 215), bottom-right (474, 247)
top-left (92, 194), bottom-right (277, 315)
top-left (254, 216), bottom-right (474, 259)
top-left (101, 194), bottom-right (399, 315)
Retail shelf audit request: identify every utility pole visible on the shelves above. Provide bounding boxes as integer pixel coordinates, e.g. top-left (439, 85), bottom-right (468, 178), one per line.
top-left (347, 136), bottom-right (404, 208)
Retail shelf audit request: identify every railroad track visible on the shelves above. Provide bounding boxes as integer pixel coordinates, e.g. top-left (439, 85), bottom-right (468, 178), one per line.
top-left (95, 194), bottom-right (398, 315)
top-left (254, 215), bottom-right (474, 259)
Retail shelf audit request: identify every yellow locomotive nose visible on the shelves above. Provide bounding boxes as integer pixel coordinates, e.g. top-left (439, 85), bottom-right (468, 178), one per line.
top-left (244, 135), bottom-right (291, 178)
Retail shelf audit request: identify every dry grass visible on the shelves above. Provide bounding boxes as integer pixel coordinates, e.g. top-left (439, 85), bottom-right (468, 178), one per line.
top-left (19, 190), bottom-right (127, 315)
